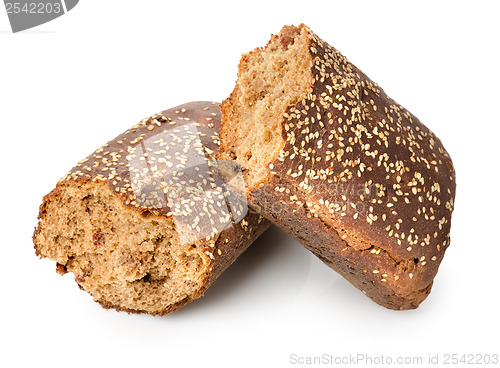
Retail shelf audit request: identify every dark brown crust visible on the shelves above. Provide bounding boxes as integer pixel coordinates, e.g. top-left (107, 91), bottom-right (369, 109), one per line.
top-left (220, 25), bottom-right (455, 310)
top-left (246, 175), bottom-right (433, 310)
top-left (33, 101), bottom-right (270, 315)
top-left (61, 101), bottom-right (221, 218)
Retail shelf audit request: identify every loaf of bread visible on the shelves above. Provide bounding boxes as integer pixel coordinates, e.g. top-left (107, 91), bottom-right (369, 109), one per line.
top-left (219, 25), bottom-right (456, 310)
top-left (33, 101), bottom-right (270, 315)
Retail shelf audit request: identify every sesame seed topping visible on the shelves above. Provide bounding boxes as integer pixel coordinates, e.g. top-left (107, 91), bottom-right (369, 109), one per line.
top-left (59, 101), bottom-right (266, 257)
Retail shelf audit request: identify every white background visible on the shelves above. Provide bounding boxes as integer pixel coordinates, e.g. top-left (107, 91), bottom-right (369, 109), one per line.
top-left (1, 1), bottom-right (499, 367)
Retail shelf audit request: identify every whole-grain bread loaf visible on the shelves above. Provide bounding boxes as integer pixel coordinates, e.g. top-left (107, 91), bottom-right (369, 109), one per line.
top-left (34, 101), bottom-right (270, 315)
top-left (219, 25), bottom-right (456, 310)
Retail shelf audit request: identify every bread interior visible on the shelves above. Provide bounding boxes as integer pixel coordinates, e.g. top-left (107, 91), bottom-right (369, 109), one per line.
top-left (221, 25), bottom-right (312, 186)
top-left (34, 181), bottom-right (208, 315)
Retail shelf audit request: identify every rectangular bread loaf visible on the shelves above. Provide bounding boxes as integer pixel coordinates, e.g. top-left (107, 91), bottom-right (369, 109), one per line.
top-left (219, 25), bottom-right (456, 310)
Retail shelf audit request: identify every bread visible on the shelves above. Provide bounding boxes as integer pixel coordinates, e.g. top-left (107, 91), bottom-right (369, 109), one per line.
top-left (33, 101), bottom-right (270, 315)
top-left (219, 24), bottom-right (456, 310)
